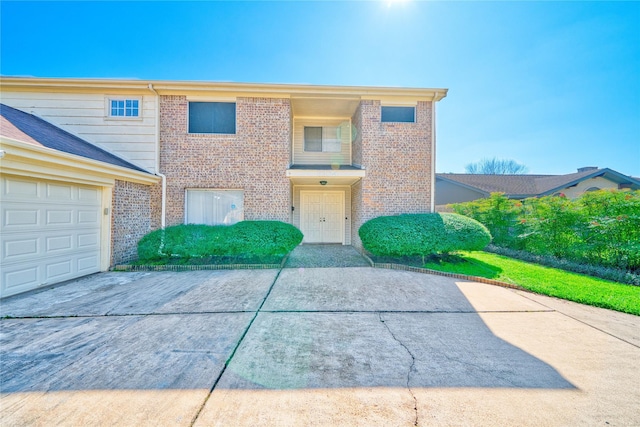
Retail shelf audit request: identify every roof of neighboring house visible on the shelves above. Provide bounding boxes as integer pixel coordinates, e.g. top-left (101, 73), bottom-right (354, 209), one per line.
top-left (0, 103), bottom-right (149, 173)
top-left (436, 168), bottom-right (640, 198)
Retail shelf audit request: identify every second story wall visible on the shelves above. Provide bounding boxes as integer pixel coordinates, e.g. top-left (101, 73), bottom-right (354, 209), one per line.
top-left (160, 95), bottom-right (291, 226)
top-left (1, 90), bottom-right (157, 173)
top-left (351, 99), bottom-right (433, 247)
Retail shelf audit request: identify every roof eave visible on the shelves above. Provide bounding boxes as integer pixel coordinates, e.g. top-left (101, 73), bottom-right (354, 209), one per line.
top-left (435, 175), bottom-right (490, 196)
top-left (537, 168), bottom-right (640, 196)
top-left (0, 76), bottom-right (448, 101)
top-left (0, 137), bottom-right (160, 186)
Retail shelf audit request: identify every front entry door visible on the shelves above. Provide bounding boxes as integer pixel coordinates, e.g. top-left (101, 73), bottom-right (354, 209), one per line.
top-left (300, 191), bottom-right (344, 243)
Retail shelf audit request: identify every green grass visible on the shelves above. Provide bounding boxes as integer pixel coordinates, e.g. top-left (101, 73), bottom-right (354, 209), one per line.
top-left (423, 251), bottom-right (640, 316)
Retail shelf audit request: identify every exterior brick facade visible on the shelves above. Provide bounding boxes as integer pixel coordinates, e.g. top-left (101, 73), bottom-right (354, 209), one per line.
top-left (351, 100), bottom-right (433, 248)
top-left (159, 96), bottom-right (291, 226)
top-left (0, 77), bottom-right (446, 289)
top-left (111, 180), bottom-right (152, 264)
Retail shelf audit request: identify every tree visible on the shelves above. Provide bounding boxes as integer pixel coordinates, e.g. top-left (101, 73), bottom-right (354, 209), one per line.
top-left (465, 157), bottom-right (528, 174)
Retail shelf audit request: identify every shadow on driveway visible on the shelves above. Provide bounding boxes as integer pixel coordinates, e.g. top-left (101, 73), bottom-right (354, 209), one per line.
top-left (1, 268), bottom-right (573, 394)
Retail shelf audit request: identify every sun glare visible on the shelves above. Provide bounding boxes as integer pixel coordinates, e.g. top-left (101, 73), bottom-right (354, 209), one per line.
top-left (386, 0), bottom-right (412, 7)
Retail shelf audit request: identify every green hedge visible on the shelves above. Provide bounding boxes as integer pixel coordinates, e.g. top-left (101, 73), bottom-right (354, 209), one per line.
top-left (358, 213), bottom-right (491, 257)
top-left (137, 221), bottom-right (303, 261)
top-left (452, 190), bottom-right (640, 272)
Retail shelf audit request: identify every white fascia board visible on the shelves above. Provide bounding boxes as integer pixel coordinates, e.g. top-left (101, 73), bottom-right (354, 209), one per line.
top-left (285, 169), bottom-right (366, 179)
top-left (1, 77), bottom-right (448, 102)
top-left (0, 137), bottom-right (160, 186)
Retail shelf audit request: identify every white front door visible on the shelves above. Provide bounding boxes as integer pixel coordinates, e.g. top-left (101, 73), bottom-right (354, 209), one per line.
top-left (300, 191), bottom-right (344, 244)
top-left (0, 176), bottom-right (103, 298)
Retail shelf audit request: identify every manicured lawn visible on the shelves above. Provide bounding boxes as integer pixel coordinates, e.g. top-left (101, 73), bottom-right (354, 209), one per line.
top-left (423, 251), bottom-right (640, 316)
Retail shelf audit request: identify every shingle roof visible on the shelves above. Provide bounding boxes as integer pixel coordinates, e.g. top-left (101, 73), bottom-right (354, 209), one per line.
top-left (437, 169), bottom-right (640, 198)
top-left (0, 103), bottom-right (149, 173)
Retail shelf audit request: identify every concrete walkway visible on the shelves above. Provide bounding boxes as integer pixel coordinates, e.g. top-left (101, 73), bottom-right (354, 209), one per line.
top-left (284, 244), bottom-right (370, 268)
top-left (1, 268), bottom-right (639, 426)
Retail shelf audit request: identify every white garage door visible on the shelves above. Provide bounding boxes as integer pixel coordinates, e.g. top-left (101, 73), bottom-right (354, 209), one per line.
top-left (1, 176), bottom-right (103, 298)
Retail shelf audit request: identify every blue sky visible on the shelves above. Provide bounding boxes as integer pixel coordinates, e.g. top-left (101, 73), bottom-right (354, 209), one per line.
top-left (1, 1), bottom-right (639, 176)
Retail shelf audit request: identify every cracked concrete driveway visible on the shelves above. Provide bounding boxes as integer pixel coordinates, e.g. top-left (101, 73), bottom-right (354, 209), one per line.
top-left (1, 267), bottom-right (639, 426)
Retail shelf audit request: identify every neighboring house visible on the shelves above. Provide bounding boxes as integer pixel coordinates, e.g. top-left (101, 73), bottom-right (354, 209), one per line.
top-left (0, 77), bottom-right (448, 297)
top-left (435, 167), bottom-right (640, 207)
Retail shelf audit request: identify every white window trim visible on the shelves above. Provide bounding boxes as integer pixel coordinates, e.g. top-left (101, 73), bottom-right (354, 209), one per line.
top-left (104, 96), bottom-right (143, 120)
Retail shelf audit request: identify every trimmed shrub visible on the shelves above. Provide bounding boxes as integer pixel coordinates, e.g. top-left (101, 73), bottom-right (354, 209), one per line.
top-left (358, 213), bottom-right (492, 257)
top-left (224, 221), bottom-right (304, 256)
top-left (137, 221), bottom-right (303, 261)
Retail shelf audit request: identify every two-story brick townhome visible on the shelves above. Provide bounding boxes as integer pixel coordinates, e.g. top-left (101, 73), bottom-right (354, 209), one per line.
top-left (0, 77), bottom-right (447, 297)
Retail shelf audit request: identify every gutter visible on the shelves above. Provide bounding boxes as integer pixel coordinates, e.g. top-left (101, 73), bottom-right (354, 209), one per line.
top-left (148, 83), bottom-right (167, 228)
top-left (430, 92), bottom-right (438, 212)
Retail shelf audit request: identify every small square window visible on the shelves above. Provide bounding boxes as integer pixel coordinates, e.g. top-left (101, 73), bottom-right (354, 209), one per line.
top-left (381, 106), bottom-right (415, 123)
top-left (109, 98), bottom-right (140, 118)
top-left (189, 102), bottom-right (236, 134)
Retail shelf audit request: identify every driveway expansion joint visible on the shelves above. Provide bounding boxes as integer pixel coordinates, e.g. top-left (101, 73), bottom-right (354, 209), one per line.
top-left (189, 267), bottom-right (285, 426)
top-left (378, 312), bottom-right (418, 427)
top-left (518, 293), bottom-right (640, 349)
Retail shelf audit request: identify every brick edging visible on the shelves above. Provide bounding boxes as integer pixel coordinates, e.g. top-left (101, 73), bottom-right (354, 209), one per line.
top-left (112, 253), bottom-right (290, 272)
top-left (360, 253), bottom-right (526, 291)
top-left (113, 264), bottom-right (282, 272)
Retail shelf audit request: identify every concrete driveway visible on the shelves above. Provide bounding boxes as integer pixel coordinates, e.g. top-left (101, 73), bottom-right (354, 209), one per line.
top-left (1, 267), bottom-right (639, 426)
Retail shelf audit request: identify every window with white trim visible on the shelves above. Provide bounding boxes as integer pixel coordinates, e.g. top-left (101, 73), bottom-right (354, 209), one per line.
top-left (304, 126), bottom-right (341, 152)
top-left (381, 106), bottom-right (415, 123)
top-left (109, 99), bottom-right (140, 117)
top-left (189, 102), bottom-right (236, 134)
top-left (185, 189), bottom-right (244, 225)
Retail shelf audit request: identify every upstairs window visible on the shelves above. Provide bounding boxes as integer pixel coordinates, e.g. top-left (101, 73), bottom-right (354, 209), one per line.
top-left (304, 126), bottom-right (341, 152)
top-left (109, 99), bottom-right (140, 117)
top-left (381, 106), bottom-right (415, 123)
top-left (189, 102), bottom-right (236, 134)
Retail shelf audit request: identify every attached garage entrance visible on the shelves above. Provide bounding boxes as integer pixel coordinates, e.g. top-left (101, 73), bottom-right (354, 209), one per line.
top-left (0, 176), bottom-right (103, 298)
top-left (300, 190), bottom-right (345, 244)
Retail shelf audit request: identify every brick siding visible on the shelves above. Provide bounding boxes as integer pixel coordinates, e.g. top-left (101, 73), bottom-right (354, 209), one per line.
top-left (351, 100), bottom-right (433, 248)
top-left (159, 96), bottom-right (291, 226)
top-left (111, 180), bottom-right (152, 264)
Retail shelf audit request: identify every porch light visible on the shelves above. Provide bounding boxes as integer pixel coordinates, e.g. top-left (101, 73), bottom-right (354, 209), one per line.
top-left (320, 180), bottom-right (327, 186)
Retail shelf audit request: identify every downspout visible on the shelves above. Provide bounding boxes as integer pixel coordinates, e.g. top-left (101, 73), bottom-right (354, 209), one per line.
top-left (148, 83), bottom-right (166, 228)
top-left (430, 92), bottom-right (438, 212)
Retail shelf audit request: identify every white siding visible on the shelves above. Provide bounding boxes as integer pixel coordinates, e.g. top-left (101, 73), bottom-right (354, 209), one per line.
top-left (1, 91), bottom-right (157, 173)
top-left (293, 118), bottom-right (351, 165)
top-left (293, 185), bottom-right (351, 245)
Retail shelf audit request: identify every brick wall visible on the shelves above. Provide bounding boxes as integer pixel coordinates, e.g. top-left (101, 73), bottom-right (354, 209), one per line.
top-left (351, 100), bottom-right (433, 248)
top-left (111, 180), bottom-right (152, 264)
top-left (150, 181), bottom-right (163, 230)
top-left (159, 96), bottom-right (291, 226)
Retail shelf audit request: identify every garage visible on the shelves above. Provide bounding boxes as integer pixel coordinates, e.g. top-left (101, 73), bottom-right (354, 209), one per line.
top-left (0, 103), bottom-right (159, 299)
top-left (0, 176), bottom-right (103, 298)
